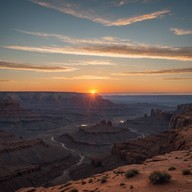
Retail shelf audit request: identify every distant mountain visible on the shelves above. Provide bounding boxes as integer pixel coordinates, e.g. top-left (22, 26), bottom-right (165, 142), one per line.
top-left (0, 92), bottom-right (114, 109)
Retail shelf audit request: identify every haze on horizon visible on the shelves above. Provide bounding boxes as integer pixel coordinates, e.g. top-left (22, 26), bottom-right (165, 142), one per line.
top-left (0, 0), bottom-right (192, 94)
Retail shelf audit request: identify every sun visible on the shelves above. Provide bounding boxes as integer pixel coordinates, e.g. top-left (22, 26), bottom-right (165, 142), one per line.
top-left (90, 89), bottom-right (97, 94)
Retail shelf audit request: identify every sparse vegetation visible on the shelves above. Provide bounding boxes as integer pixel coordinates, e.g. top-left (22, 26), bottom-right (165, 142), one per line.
top-left (168, 166), bottom-right (176, 171)
top-left (113, 169), bottom-right (124, 175)
top-left (88, 178), bottom-right (93, 183)
top-left (120, 182), bottom-right (125, 186)
top-left (130, 185), bottom-right (134, 189)
top-left (125, 169), bottom-right (139, 178)
top-left (69, 188), bottom-right (78, 192)
top-left (182, 169), bottom-right (191, 175)
top-left (81, 180), bottom-right (86, 185)
top-left (100, 176), bottom-right (107, 183)
top-left (149, 171), bottom-right (171, 184)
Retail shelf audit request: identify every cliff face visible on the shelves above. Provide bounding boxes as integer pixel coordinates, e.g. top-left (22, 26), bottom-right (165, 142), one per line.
top-left (111, 129), bottom-right (186, 164)
top-left (169, 104), bottom-right (192, 129)
top-left (0, 132), bottom-right (79, 192)
top-left (150, 108), bottom-right (172, 121)
top-left (112, 104), bottom-right (192, 164)
top-left (0, 95), bottom-right (32, 117)
top-left (0, 92), bottom-right (113, 109)
top-left (123, 108), bottom-right (172, 136)
top-left (59, 120), bottom-right (138, 146)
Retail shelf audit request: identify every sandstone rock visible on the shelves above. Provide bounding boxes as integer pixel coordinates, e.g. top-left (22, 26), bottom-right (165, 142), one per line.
top-left (169, 104), bottom-right (192, 129)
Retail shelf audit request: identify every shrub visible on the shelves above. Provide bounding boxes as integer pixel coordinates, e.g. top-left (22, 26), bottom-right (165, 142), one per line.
top-left (88, 178), bottom-right (93, 183)
top-left (182, 169), bottom-right (191, 175)
top-left (168, 166), bottom-right (176, 171)
top-left (81, 180), bottom-right (86, 185)
top-left (100, 176), bottom-right (107, 183)
top-left (125, 169), bottom-right (139, 178)
top-left (69, 188), bottom-right (78, 192)
top-left (113, 169), bottom-right (124, 175)
top-left (130, 185), bottom-right (134, 189)
top-left (149, 171), bottom-right (171, 184)
top-left (120, 182), bottom-right (125, 186)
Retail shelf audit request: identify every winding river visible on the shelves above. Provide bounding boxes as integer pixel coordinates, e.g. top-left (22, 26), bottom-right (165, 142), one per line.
top-left (43, 137), bottom-right (85, 186)
top-left (51, 137), bottom-right (85, 166)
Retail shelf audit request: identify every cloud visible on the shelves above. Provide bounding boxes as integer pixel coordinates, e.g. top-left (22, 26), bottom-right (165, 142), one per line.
top-left (16, 29), bottom-right (130, 45)
top-left (170, 28), bottom-right (192, 35)
top-left (163, 77), bottom-right (192, 80)
top-left (114, 0), bottom-right (129, 6)
top-left (0, 61), bottom-right (77, 72)
top-left (15, 30), bottom-right (192, 61)
top-left (30, 0), bottom-right (170, 26)
top-left (50, 60), bottom-right (115, 66)
top-left (107, 10), bottom-right (170, 26)
top-left (30, 0), bottom-right (110, 25)
top-left (53, 75), bottom-right (110, 80)
top-left (113, 68), bottom-right (192, 75)
top-left (0, 79), bottom-right (13, 82)
top-left (71, 60), bottom-right (115, 66)
top-left (4, 44), bottom-right (192, 61)
top-left (113, 0), bottom-right (159, 6)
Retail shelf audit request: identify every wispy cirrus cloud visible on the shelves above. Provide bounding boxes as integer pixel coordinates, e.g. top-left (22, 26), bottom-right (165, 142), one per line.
top-left (170, 28), bottom-right (192, 35)
top-left (164, 77), bottom-right (192, 80)
top-left (107, 10), bottom-right (170, 26)
top-left (114, 0), bottom-right (129, 6)
top-left (7, 29), bottom-right (192, 61)
top-left (0, 79), bottom-right (13, 82)
top-left (51, 60), bottom-right (115, 66)
top-left (15, 29), bottom-right (131, 45)
top-left (30, 0), bottom-right (170, 26)
top-left (52, 75), bottom-right (110, 80)
top-left (4, 44), bottom-right (192, 61)
top-left (0, 61), bottom-right (76, 72)
top-left (30, 0), bottom-right (110, 25)
top-left (113, 68), bottom-right (192, 76)
top-left (113, 0), bottom-right (160, 6)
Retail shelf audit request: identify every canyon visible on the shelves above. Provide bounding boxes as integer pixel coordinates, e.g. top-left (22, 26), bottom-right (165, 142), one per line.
top-left (0, 92), bottom-right (191, 192)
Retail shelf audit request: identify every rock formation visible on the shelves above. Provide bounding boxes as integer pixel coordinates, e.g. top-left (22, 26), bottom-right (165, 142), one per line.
top-left (59, 120), bottom-right (138, 146)
top-left (0, 131), bottom-right (79, 192)
top-left (0, 92), bottom-right (114, 109)
top-left (112, 104), bottom-right (192, 164)
top-left (169, 104), bottom-right (192, 129)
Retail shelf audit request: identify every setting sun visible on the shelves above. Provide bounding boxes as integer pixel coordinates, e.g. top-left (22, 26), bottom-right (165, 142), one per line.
top-left (90, 89), bottom-right (97, 94)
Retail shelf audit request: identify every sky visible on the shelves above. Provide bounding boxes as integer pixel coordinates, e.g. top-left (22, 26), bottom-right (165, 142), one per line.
top-left (0, 0), bottom-right (192, 94)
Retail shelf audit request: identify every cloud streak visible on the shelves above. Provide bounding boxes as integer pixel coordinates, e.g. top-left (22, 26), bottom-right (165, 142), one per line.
top-left (53, 75), bottom-right (110, 80)
top-left (15, 29), bottom-right (131, 46)
top-left (164, 77), bottom-right (192, 80)
top-left (31, 0), bottom-right (110, 25)
top-left (107, 10), bottom-right (170, 26)
top-left (4, 44), bottom-right (192, 61)
top-left (113, 68), bottom-right (192, 75)
top-left (31, 0), bottom-right (170, 26)
top-left (170, 28), bottom-right (192, 35)
top-left (0, 61), bottom-right (76, 72)
top-left (0, 79), bottom-right (13, 82)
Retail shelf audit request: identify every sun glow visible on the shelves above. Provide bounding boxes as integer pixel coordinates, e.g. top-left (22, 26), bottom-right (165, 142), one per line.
top-left (90, 89), bottom-right (97, 94)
